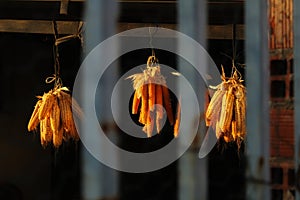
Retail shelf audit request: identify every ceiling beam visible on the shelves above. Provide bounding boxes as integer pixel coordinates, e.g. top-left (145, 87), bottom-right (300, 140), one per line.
top-left (0, 20), bottom-right (244, 40)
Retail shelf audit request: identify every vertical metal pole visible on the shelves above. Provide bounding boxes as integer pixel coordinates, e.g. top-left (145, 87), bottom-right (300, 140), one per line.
top-left (178, 0), bottom-right (207, 200)
top-left (245, 0), bottom-right (270, 199)
top-left (294, 0), bottom-right (300, 199)
top-left (82, 0), bottom-right (119, 199)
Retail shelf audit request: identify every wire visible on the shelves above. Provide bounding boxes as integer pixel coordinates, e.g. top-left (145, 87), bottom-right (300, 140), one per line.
top-left (148, 26), bottom-right (158, 57)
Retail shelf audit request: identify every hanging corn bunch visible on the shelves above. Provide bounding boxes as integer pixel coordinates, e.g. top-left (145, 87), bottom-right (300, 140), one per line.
top-left (28, 86), bottom-right (83, 148)
top-left (205, 63), bottom-right (246, 147)
top-left (27, 24), bottom-right (83, 148)
top-left (127, 55), bottom-right (178, 138)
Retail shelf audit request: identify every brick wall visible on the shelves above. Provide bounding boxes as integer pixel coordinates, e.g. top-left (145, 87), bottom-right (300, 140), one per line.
top-left (270, 109), bottom-right (294, 158)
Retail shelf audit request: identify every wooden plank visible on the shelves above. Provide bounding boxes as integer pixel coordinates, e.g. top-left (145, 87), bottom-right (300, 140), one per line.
top-left (0, 20), bottom-right (81, 34)
top-left (118, 23), bottom-right (176, 33)
top-left (119, 23), bottom-right (244, 40)
top-left (0, 19), bottom-right (245, 40)
top-left (60, 0), bottom-right (70, 14)
top-left (208, 24), bottom-right (244, 40)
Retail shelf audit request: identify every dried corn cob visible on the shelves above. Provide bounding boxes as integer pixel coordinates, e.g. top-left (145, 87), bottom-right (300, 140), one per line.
top-left (50, 97), bottom-right (60, 135)
top-left (60, 90), bottom-right (83, 119)
top-left (68, 118), bottom-right (79, 141)
top-left (155, 84), bottom-right (164, 133)
top-left (38, 91), bottom-right (55, 120)
top-left (28, 99), bottom-right (42, 131)
top-left (139, 84), bottom-right (148, 125)
top-left (205, 87), bottom-right (225, 126)
top-left (219, 87), bottom-right (234, 133)
top-left (215, 120), bottom-right (222, 139)
top-left (40, 118), bottom-right (46, 147)
top-left (58, 91), bottom-right (73, 132)
top-left (44, 116), bottom-right (53, 143)
top-left (162, 86), bottom-right (174, 125)
top-left (132, 90), bottom-right (140, 114)
top-left (231, 120), bottom-right (237, 140)
top-left (40, 116), bottom-right (53, 147)
top-left (148, 81), bottom-right (156, 111)
top-left (53, 125), bottom-right (63, 148)
top-left (234, 85), bottom-right (246, 138)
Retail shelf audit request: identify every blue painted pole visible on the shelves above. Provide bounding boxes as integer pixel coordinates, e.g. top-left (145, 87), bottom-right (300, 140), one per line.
top-left (81, 0), bottom-right (119, 199)
top-left (178, 0), bottom-right (207, 199)
top-left (245, 0), bottom-right (270, 199)
top-left (294, 0), bottom-right (300, 200)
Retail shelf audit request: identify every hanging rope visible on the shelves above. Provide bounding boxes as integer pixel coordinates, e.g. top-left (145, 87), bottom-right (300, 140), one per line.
top-left (54, 22), bottom-right (84, 46)
top-left (44, 21), bottom-right (62, 89)
top-left (46, 21), bottom-right (84, 89)
top-left (148, 26), bottom-right (158, 59)
top-left (147, 26), bottom-right (159, 70)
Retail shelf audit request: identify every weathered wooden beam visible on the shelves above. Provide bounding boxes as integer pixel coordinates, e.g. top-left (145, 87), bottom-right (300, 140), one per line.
top-left (118, 23), bottom-right (176, 33)
top-left (0, 19), bottom-right (81, 34)
top-left (208, 24), bottom-right (244, 40)
top-left (0, 19), bottom-right (245, 40)
top-left (59, 0), bottom-right (70, 14)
